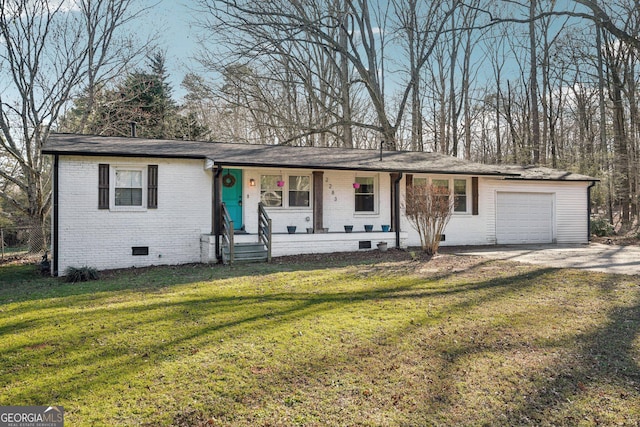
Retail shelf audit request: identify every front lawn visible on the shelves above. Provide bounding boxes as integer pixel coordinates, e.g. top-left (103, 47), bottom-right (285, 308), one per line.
top-left (1, 252), bottom-right (639, 426)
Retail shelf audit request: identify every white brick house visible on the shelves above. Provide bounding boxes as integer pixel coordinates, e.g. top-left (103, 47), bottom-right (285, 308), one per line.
top-left (43, 133), bottom-right (597, 275)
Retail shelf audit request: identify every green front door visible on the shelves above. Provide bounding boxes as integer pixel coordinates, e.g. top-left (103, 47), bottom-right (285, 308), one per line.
top-left (222, 169), bottom-right (243, 230)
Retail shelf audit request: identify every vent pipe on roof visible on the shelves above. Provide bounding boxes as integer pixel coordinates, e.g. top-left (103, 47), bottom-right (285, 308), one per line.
top-left (130, 121), bottom-right (137, 138)
top-left (380, 141), bottom-right (385, 161)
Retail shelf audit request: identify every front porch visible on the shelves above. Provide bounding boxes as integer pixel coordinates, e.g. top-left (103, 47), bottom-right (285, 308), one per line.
top-left (209, 166), bottom-right (405, 263)
top-left (200, 230), bottom-right (407, 263)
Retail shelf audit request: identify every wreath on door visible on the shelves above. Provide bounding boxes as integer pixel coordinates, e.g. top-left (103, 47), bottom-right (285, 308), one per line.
top-left (222, 172), bottom-right (236, 188)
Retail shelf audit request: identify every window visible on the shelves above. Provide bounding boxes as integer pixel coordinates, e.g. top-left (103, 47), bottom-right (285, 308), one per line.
top-left (432, 178), bottom-right (449, 207)
top-left (355, 176), bottom-right (375, 212)
top-left (98, 164), bottom-right (157, 210)
top-left (453, 179), bottom-right (467, 212)
top-left (413, 177), bottom-right (427, 187)
top-left (410, 176), bottom-right (469, 214)
top-left (260, 175), bottom-right (283, 207)
top-left (289, 176), bottom-right (310, 207)
top-left (115, 170), bottom-right (143, 206)
top-left (261, 174), bottom-right (312, 208)
top-left (432, 179), bottom-right (449, 192)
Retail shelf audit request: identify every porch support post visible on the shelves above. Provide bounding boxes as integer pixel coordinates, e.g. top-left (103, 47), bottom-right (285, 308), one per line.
top-left (213, 166), bottom-right (223, 261)
top-left (391, 172), bottom-right (403, 248)
top-left (313, 171), bottom-right (324, 232)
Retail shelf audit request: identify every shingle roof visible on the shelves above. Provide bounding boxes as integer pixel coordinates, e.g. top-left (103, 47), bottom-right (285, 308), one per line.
top-left (42, 133), bottom-right (597, 181)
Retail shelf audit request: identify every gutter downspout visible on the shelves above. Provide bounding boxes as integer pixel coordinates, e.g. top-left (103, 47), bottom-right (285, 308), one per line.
top-left (394, 172), bottom-right (403, 248)
top-left (213, 166), bottom-right (223, 261)
top-left (587, 180), bottom-right (596, 242)
top-left (53, 155), bottom-right (59, 276)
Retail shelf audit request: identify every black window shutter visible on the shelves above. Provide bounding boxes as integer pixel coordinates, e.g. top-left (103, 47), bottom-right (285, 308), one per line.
top-left (148, 165), bottom-right (158, 209)
top-left (98, 164), bottom-right (109, 209)
top-left (472, 177), bottom-right (479, 215)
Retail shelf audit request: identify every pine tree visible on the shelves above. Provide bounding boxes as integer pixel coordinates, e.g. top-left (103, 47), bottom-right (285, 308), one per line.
top-left (61, 51), bottom-right (208, 140)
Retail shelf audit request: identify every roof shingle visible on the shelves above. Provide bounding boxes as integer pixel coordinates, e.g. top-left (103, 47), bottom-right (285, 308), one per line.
top-left (42, 133), bottom-right (597, 181)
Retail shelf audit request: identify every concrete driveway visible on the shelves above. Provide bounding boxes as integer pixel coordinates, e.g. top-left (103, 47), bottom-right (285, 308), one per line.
top-left (450, 243), bottom-right (640, 276)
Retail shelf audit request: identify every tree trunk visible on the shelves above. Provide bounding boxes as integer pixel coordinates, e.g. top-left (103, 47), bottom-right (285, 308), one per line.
top-left (449, 4), bottom-right (459, 157)
top-left (496, 91), bottom-right (502, 164)
top-left (529, 0), bottom-right (541, 164)
top-left (610, 67), bottom-right (631, 226)
top-left (339, 1), bottom-right (353, 148)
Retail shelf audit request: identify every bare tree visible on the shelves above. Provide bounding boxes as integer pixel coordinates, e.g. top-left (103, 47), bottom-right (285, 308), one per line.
top-left (571, 0), bottom-right (640, 52)
top-left (603, 31), bottom-right (633, 227)
top-left (393, 0), bottom-right (424, 151)
top-left (528, 0), bottom-right (542, 164)
top-left (196, 0), bottom-right (460, 149)
top-left (0, 0), bottom-right (150, 250)
top-left (405, 183), bottom-right (453, 255)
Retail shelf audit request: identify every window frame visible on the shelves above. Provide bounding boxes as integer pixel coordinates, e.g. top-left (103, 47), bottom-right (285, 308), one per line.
top-left (354, 175), bottom-right (378, 214)
top-left (453, 178), bottom-right (467, 213)
top-left (288, 175), bottom-right (311, 208)
top-left (260, 174), bottom-right (284, 208)
top-left (411, 176), bottom-right (470, 214)
top-left (110, 165), bottom-right (148, 211)
top-left (260, 173), bottom-right (313, 210)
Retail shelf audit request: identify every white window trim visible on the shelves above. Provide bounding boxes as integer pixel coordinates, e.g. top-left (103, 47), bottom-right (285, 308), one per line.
top-left (110, 165), bottom-right (148, 212)
top-left (354, 174), bottom-right (379, 216)
top-left (260, 173), bottom-right (313, 210)
top-left (452, 177), bottom-right (470, 214)
top-left (414, 175), bottom-right (470, 215)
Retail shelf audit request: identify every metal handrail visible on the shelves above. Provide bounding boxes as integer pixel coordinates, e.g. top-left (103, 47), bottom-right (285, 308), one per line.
top-left (258, 202), bottom-right (272, 262)
top-left (220, 202), bottom-right (234, 264)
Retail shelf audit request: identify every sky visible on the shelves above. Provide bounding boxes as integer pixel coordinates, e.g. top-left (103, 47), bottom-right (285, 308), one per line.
top-left (137, 0), bottom-right (203, 99)
top-left (138, 0), bottom-right (586, 102)
top-left (0, 1), bottom-right (198, 105)
top-left (0, 0), bottom-right (594, 107)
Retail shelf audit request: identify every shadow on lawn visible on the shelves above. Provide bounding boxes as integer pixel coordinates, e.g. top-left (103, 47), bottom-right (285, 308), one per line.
top-left (0, 249), bottom-right (422, 304)
top-left (396, 272), bottom-right (640, 426)
top-left (3, 254), bottom-right (638, 425)
top-left (496, 278), bottom-right (640, 425)
top-left (0, 256), bottom-right (527, 406)
top-left (246, 270), bottom-right (639, 426)
top-left (0, 253), bottom-right (498, 339)
top-left (0, 252), bottom-right (488, 345)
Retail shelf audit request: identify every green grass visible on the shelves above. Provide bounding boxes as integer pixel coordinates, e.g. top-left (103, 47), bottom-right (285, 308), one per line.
top-left (1, 254), bottom-right (639, 426)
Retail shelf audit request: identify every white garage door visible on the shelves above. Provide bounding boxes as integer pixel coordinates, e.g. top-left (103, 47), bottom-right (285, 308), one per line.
top-left (496, 192), bottom-right (554, 244)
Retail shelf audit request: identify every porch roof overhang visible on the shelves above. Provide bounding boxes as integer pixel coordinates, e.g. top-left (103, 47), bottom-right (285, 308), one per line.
top-left (42, 133), bottom-right (597, 181)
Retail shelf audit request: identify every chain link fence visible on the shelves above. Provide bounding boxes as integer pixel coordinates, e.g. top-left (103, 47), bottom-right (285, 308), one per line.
top-left (1, 225), bottom-right (49, 261)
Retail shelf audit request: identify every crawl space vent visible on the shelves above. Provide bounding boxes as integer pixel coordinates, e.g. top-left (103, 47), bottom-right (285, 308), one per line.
top-left (358, 241), bottom-right (372, 249)
top-left (132, 246), bottom-right (149, 256)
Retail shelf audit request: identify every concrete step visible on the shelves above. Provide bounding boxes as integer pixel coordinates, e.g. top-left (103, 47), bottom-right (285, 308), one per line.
top-left (222, 242), bottom-right (268, 263)
top-left (232, 242), bottom-right (267, 252)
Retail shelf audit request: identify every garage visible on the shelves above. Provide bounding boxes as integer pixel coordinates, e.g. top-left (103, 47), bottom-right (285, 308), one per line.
top-left (496, 192), bottom-right (554, 244)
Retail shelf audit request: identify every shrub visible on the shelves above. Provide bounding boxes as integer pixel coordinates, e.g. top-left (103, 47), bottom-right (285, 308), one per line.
top-left (405, 184), bottom-right (453, 255)
top-left (64, 266), bottom-right (99, 283)
top-left (590, 216), bottom-right (614, 237)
